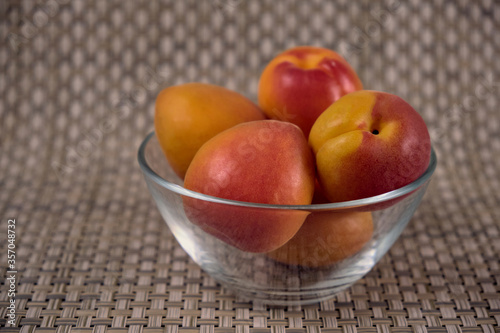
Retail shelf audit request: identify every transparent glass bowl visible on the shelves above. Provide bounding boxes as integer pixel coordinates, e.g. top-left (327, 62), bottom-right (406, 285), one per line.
top-left (138, 132), bottom-right (437, 305)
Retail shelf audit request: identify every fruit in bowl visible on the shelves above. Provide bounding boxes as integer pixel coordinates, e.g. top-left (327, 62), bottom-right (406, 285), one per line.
top-left (309, 90), bottom-right (432, 203)
top-left (155, 82), bottom-right (265, 179)
top-left (141, 45), bottom-right (437, 305)
top-left (267, 211), bottom-right (374, 267)
top-left (183, 119), bottom-right (315, 253)
top-left (138, 132), bottom-right (437, 305)
top-left (258, 46), bottom-right (363, 137)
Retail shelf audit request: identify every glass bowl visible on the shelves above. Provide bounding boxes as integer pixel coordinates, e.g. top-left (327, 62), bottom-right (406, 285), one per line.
top-left (138, 132), bottom-right (437, 305)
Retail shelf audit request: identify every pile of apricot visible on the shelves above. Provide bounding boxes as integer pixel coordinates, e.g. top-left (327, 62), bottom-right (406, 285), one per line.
top-left (154, 46), bottom-right (431, 266)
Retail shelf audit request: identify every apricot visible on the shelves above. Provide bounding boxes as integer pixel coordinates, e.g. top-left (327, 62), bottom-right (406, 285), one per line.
top-left (267, 211), bottom-right (374, 267)
top-left (183, 120), bottom-right (315, 253)
top-left (155, 83), bottom-right (265, 179)
top-left (258, 46), bottom-right (363, 137)
top-left (309, 90), bottom-right (431, 203)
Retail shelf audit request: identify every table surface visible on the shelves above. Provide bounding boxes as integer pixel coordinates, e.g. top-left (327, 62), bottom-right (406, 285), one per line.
top-left (1, 1), bottom-right (500, 332)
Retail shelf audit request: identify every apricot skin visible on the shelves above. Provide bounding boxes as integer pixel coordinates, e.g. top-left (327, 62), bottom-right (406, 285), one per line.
top-left (309, 90), bottom-right (431, 203)
top-left (267, 211), bottom-right (374, 267)
top-left (183, 120), bottom-right (316, 253)
top-left (258, 46), bottom-right (363, 137)
top-left (155, 83), bottom-right (265, 179)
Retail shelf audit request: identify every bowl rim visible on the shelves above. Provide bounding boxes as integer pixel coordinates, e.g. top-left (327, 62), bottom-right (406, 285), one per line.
top-left (138, 131), bottom-right (437, 210)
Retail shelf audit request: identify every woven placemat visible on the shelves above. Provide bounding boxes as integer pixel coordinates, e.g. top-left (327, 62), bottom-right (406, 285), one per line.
top-left (1, 1), bottom-right (499, 332)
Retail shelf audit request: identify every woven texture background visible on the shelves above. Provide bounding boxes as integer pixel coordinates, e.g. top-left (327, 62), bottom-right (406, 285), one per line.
top-left (1, 0), bottom-right (499, 332)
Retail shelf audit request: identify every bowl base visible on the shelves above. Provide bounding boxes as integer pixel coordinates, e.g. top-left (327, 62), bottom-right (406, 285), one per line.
top-left (219, 279), bottom-right (358, 306)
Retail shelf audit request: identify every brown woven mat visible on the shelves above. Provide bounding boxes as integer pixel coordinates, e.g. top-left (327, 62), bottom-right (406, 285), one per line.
top-left (1, 1), bottom-right (499, 332)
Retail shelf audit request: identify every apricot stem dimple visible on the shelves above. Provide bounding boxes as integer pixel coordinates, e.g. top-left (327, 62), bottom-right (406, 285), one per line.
top-left (372, 129), bottom-right (379, 135)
